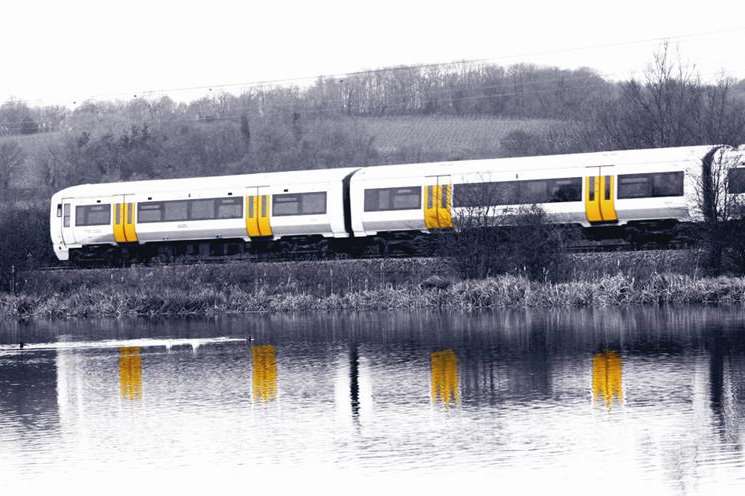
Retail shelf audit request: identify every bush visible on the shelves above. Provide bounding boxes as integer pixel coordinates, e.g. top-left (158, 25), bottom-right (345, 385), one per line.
top-left (442, 204), bottom-right (574, 281)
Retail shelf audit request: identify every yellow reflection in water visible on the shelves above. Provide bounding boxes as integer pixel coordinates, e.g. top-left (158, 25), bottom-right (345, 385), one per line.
top-left (252, 345), bottom-right (277, 402)
top-left (592, 351), bottom-right (623, 409)
top-left (431, 349), bottom-right (460, 406)
top-left (119, 347), bottom-right (142, 400)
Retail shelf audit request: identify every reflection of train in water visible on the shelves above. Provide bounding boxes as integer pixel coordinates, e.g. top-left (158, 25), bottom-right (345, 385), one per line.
top-left (50, 144), bottom-right (745, 264)
top-left (431, 350), bottom-right (460, 406)
top-left (119, 347), bottom-right (142, 400)
top-left (592, 351), bottom-right (623, 409)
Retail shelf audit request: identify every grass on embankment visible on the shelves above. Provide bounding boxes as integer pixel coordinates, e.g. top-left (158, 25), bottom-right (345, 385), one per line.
top-left (6, 272), bottom-right (745, 319)
top-left (3, 250), bottom-right (745, 319)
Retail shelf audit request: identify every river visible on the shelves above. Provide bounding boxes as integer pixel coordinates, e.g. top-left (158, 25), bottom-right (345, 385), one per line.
top-left (1, 308), bottom-right (744, 494)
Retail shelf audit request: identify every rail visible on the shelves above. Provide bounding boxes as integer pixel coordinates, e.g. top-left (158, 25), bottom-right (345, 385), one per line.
top-left (24, 238), bottom-right (689, 274)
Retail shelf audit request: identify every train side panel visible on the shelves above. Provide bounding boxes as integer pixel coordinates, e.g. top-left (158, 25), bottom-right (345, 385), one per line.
top-left (350, 170), bottom-right (427, 236)
top-left (451, 165), bottom-right (588, 226)
top-left (133, 187), bottom-right (248, 244)
top-left (265, 177), bottom-right (348, 239)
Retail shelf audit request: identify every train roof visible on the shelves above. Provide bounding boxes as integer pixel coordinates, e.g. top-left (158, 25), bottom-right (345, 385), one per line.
top-left (353, 145), bottom-right (721, 180)
top-left (54, 166), bottom-right (361, 198)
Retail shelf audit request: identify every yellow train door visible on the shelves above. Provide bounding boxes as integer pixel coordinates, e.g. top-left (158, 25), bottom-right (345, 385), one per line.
top-left (424, 175), bottom-right (453, 230)
top-left (585, 167), bottom-right (617, 223)
top-left (113, 195), bottom-right (138, 243)
top-left (246, 187), bottom-right (273, 238)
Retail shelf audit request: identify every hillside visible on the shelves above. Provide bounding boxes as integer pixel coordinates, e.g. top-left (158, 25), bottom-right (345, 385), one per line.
top-left (3, 116), bottom-right (561, 189)
top-left (360, 115), bottom-right (560, 160)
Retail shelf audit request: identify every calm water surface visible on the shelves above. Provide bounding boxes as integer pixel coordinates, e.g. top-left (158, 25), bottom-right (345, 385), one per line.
top-left (2, 308), bottom-right (745, 494)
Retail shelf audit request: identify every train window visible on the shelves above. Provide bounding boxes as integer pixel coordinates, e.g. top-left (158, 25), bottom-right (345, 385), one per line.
top-left (75, 204), bottom-right (111, 226)
top-left (164, 200), bottom-right (189, 222)
top-left (455, 182), bottom-right (515, 207)
top-left (493, 182), bottom-right (519, 204)
top-left (550, 178), bottom-right (581, 202)
top-left (454, 178), bottom-right (580, 207)
top-left (728, 168), bottom-right (745, 194)
top-left (364, 187), bottom-right (421, 211)
top-left (272, 192), bottom-right (327, 216)
top-left (138, 197), bottom-right (243, 223)
top-left (392, 188), bottom-right (418, 209)
top-left (653, 172), bottom-right (684, 196)
top-left (216, 197), bottom-right (243, 219)
top-left (115, 204), bottom-right (121, 225)
top-left (588, 178), bottom-right (595, 201)
top-left (301, 192), bottom-right (326, 215)
top-left (604, 176), bottom-right (612, 200)
top-left (273, 194), bottom-right (301, 216)
top-left (56, 204), bottom-right (62, 218)
top-left (617, 175), bottom-right (650, 198)
top-left (189, 199), bottom-right (215, 220)
top-left (63, 204), bottom-right (71, 227)
top-left (520, 180), bottom-right (548, 204)
top-left (618, 172), bottom-right (683, 198)
top-left (138, 202), bottom-right (164, 223)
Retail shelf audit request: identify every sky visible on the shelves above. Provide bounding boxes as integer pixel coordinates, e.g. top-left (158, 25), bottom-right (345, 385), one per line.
top-left (2, 0), bottom-right (745, 106)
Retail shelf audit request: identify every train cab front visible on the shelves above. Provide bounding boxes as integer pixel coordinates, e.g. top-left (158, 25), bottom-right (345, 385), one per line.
top-left (50, 192), bottom-right (71, 261)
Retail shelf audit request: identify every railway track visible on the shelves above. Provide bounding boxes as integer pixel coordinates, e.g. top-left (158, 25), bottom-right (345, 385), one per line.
top-left (27, 239), bottom-right (693, 273)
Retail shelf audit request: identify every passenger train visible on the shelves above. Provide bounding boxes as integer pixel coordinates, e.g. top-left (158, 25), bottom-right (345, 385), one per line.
top-left (50, 144), bottom-right (745, 264)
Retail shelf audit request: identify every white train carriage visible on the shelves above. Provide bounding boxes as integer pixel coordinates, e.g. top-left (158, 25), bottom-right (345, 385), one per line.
top-left (350, 145), bottom-right (738, 236)
top-left (50, 167), bottom-right (359, 261)
top-left (50, 144), bottom-right (745, 263)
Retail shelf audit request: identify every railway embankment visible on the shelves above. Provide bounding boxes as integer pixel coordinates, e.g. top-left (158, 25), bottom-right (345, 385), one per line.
top-left (4, 249), bottom-right (745, 319)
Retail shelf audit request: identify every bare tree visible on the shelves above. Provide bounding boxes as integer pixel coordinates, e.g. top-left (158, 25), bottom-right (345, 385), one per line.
top-left (598, 43), bottom-right (745, 150)
top-left (442, 180), bottom-right (572, 280)
top-left (699, 78), bottom-right (745, 146)
top-left (695, 147), bottom-right (745, 272)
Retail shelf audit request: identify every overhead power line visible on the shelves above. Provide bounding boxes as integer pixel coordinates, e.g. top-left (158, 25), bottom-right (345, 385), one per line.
top-left (66, 25), bottom-right (745, 104)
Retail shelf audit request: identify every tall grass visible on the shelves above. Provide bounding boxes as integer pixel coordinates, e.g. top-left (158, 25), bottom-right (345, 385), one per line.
top-left (3, 253), bottom-right (745, 319)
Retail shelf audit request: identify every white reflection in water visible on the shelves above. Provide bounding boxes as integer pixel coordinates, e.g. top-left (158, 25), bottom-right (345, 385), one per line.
top-left (0, 336), bottom-right (246, 355)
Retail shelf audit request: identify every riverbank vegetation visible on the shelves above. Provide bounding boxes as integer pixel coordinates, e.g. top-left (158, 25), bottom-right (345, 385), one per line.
top-left (3, 250), bottom-right (745, 319)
